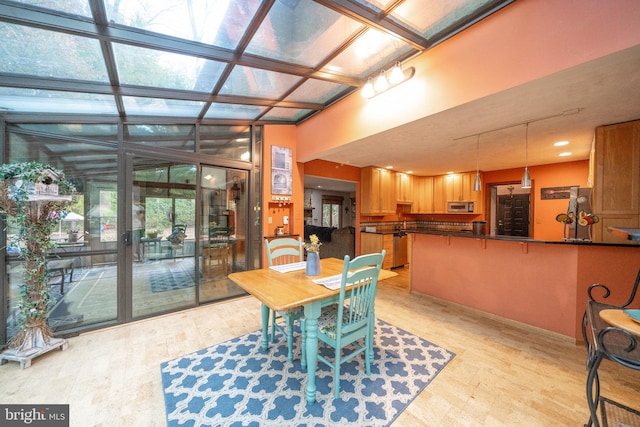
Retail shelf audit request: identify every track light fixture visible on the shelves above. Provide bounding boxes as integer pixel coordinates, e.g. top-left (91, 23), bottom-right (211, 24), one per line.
top-left (361, 78), bottom-right (374, 99)
top-left (361, 65), bottom-right (415, 99)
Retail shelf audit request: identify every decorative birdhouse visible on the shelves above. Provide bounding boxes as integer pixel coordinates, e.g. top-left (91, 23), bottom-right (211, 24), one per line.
top-left (8, 167), bottom-right (70, 202)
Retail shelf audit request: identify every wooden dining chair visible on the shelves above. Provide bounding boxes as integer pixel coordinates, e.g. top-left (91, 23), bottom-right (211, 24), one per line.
top-left (264, 237), bottom-right (305, 362)
top-left (313, 250), bottom-right (386, 399)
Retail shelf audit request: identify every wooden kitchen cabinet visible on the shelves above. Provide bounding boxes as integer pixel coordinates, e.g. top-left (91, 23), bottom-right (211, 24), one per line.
top-left (432, 175), bottom-right (446, 213)
top-left (361, 166), bottom-right (396, 215)
top-left (396, 172), bottom-right (414, 204)
top-left (361, 232), bottom-right (393, 270)
top-left (592, 120), bottom-right (640, 243)
top-left (433, 172), bottom-right (482, 213)
top-left (411, 176), bottom-right (434, 213)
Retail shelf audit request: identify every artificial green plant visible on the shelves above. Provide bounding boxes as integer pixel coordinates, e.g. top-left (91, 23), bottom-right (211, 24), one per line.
top-left (0, 162), bottom-right (75, 352)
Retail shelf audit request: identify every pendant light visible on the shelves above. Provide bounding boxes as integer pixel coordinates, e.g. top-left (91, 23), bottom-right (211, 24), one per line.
top-left (473, 134), bottom-right (482, 192)
top-left (521, 123), bottom-right (532, 188)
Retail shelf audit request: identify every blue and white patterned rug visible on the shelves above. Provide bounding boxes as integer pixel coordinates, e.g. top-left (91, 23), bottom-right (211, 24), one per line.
top-left (160, 319), bottom-right (455, 426)
top-left (149, 268), bottom-right (195, 293)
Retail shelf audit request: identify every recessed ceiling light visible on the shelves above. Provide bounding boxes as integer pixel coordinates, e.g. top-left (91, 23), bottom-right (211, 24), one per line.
top-left (559, 152), bottom-right (572, 157)
top-left (385, 165), bottom-right (393, 169)
top-left (406, 171), bottom-right (413, 174)
top-left (554, 141), bottom-right (569, 146)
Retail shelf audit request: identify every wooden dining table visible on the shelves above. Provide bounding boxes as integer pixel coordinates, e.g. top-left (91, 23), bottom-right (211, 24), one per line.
top-left (228, 257), bottom-right (397, 404)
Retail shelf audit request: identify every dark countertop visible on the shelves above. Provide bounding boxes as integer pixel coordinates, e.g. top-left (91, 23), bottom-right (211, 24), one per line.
top-left (403, 229), bottom-right (639, 247)
top-left (362, 230), bottom-right (406, 235)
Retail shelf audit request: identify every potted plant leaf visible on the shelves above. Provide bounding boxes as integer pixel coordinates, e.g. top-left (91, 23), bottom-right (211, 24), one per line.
top-left (0, 162), bottom-right (76, 367)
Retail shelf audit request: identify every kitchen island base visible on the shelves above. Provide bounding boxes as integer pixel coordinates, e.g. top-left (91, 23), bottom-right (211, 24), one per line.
top-left (410, 233), bottom-right (640, 340)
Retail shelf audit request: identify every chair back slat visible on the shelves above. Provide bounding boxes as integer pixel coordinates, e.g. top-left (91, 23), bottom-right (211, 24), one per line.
top-left (336, 250), bottom-right (386, 335)
top-left (264, 237), bottom-right (304, 266)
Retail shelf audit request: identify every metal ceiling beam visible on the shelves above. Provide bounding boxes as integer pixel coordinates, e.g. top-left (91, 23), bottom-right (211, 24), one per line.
top-left (0, 74), bottom-right (324, 111)
top-left (314, 0), bottom-right (429, 50)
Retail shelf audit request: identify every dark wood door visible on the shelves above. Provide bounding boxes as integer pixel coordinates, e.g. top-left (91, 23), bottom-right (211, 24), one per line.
top-left (497, 194), bottom-right (530, 236)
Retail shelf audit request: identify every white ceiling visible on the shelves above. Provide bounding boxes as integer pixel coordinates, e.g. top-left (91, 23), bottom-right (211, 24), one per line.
top-left (305, 44), bottom-right (640, 192)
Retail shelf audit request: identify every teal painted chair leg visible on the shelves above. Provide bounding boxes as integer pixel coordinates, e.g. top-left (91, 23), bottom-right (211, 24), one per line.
top-left (286, 315), bottom-right (296, 362)
top-left (333, 345), bottom-right (342, 399)
top-left (365, 327), bottom-right (373, 375)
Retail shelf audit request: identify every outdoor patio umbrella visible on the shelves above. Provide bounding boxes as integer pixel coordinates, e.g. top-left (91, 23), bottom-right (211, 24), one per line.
top-left (62, 211), bottom-right (84, 231)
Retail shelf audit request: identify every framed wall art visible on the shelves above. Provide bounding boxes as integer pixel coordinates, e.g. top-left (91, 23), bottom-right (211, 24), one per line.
top-left (271, 146), bottom-right (292, 195)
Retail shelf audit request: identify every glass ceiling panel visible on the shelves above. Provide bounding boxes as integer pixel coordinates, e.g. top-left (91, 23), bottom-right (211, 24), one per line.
top-left (203, 103), bottom-right (266, 120)
top-left (10, 123), bottom-right (118, 142)
top-left (125, 124), bottom-right (195, 151)
top-left (122, 96), bottom-right (205, 117)
top-left (14, 0), bottom-right (92, 17)
top-left (105, 0), bottom-right (260, 50)
top-left (284, 78), bottom-right (348, 104)
top-left (219, 65), bottom-right (302, 99)
top-left (324, 27), bottom-right (414, 78)
top-left (113, 43), bottom-right (224, 92)
top-left (0, 23), bottom-right (109, 81)
top-left (0, 87), bottom-right (117, 115)
top-left (125, 124), bottom-right (194, 138)
top-left (261, 107), bottom-right (313, 122)
top-left (390, 0), bottom-right (492, 39)
top-left (245, 0), bottom-right (362, 67)
top-left (200, 125), bottom-right (251, 161)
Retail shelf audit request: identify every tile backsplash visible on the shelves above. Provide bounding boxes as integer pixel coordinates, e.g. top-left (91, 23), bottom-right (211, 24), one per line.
top-left (360, 220), bottom-right (472, 232)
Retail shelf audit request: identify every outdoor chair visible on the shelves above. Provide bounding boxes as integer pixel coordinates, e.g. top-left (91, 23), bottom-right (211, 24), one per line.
top-left (311, 250), bottom-right (385, 399)
top-left (264, 237), bottom-right (305, 362)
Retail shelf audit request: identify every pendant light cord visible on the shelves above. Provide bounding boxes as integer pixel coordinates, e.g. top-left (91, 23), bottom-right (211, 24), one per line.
top-left (525, 122), bottom-right (529, 167)
top-left (476, 134), bottom-right (480, 173)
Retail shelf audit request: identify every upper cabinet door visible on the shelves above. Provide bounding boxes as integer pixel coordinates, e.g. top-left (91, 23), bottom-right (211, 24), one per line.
top-left (361, 166), bottom-right (396, 215)
top-left (594, 121), bottom-right (640, 215)
top-left (396, 172), bottom-right (414, 204)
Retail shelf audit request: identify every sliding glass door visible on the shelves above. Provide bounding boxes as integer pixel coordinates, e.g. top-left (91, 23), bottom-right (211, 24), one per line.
top-left (199, 166), bottom-right (248, 304)
top-left (2, 122), bottom-right (258, 346)
top-left (129, 155), bottom-right (197, 319)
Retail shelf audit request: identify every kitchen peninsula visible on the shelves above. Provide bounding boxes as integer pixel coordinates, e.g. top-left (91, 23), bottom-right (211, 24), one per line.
top-left (409, 230), bottom-right (640, 341)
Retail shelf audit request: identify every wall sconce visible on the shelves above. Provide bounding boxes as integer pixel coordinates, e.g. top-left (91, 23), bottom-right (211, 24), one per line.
top-left (361, 64), bottom-right (415, 99)
top-left (521, 123), bottom-right (532, 189)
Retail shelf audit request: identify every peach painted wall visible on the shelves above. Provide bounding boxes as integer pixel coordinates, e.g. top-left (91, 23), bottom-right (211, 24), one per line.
top-left (296, 0), bottom-right (640, 161)
top-left (411, 233), bottom-right (640, 340)
top-left (262, 125), bottom-right (303, 245)
top-left (575, 246), bottom-right (640, 338)
top-left (483, 160), bottom-right (590, 240)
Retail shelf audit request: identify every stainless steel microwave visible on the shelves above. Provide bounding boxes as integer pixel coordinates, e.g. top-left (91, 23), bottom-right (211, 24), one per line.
top-left (447, 201), bottom-right (475, 213)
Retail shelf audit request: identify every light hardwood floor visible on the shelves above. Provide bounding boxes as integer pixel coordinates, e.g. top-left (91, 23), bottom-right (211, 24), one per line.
top-left (1, 267), bottom-right (638, 426)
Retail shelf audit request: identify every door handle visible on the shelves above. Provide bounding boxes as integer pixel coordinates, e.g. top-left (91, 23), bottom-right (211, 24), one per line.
top-left (122, 230), bottom-right (132, 246)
